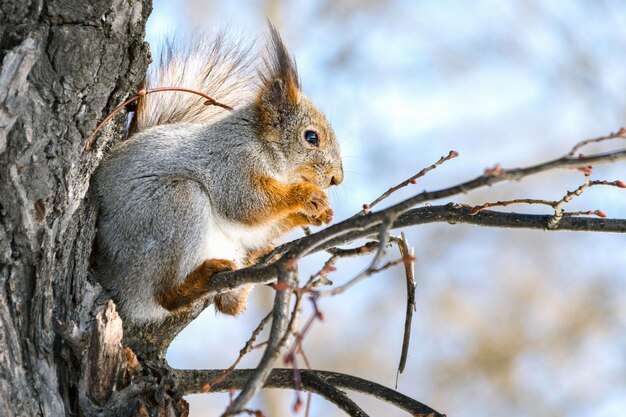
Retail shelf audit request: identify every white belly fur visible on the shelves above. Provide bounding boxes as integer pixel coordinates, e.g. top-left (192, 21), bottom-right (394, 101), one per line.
top-left (201, 212), bottom-right (277, 268)
top-left (136, 212), bottom-right (276, 322)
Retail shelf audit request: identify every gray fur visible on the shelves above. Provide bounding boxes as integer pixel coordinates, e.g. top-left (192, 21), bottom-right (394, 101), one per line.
top-left (94, 109), bottom-right (270, 321)
top-left (93, 27), bottom-right (343, 322)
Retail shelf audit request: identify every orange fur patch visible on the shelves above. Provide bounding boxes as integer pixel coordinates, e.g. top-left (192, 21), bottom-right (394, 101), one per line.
top-left (155, 258), bottom-right (236, 312)
top-left (244, 173), bottom-right (333, 231)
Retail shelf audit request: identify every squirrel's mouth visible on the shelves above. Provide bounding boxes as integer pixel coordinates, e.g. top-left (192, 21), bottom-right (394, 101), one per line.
top-left (297, 166), bottom-right (326, 187)
top-left (300, 174), bottom-right (328, 189)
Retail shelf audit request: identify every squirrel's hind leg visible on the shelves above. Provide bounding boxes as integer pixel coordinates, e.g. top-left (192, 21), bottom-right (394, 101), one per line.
top-left (155, 258), bottom-right (236, 312)
top-left (210, 245), bottom-right (276, 316)
top-left (214, 286), bottom-right (252, 315)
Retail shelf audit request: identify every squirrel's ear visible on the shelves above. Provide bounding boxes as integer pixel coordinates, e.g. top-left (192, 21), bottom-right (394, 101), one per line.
top-left (258, 22), bottom-right (300, 127)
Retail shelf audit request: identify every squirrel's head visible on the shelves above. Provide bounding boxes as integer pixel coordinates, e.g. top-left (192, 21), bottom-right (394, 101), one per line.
top-left (256, 24), bottom-right (343, 189)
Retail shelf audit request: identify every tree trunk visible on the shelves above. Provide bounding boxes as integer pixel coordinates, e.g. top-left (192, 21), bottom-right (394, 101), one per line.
top-left (0, 1), bottom-right (187, 415)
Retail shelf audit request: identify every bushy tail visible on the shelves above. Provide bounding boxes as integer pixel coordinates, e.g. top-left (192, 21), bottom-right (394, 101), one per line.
top-left (136, 32), bottom-right (257, 131)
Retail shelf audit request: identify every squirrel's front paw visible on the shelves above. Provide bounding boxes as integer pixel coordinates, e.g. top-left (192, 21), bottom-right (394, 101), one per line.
top-left (318, 207), bottom-right (334, 224)
top-left (305, 207), bottom-right (333, 225)
top-left (291, 182), bottom-right (330, 217)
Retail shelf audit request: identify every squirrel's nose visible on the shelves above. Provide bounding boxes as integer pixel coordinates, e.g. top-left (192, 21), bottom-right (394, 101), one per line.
top-left (330, 166), bottom-right (344, 186)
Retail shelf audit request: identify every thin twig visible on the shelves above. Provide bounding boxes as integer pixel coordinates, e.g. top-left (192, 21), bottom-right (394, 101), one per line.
top-left (84, 86), bottom-right (233, 150)
top-left (201, 311), bottom-right (273, 393)
top-left (282, 291), bottom-right (306, 412)
top-left (568, 127), bottom-right (626, 156)
top-left (297, 347), bottom-right (314, 417)
top-left (316, 256), bottom-right (412, 297)
top-left (283, 295), bottom-right (325, 413)
top-left (283, 296), bottom-right (323, 371)
top-left (393, 233), bottom-right (416, 384)
top-left (369, 213), bottom-right (397, 268)
top-left (314, 215), bottom-right (399, 297)
top-left (384, 148), bottom-right (626, 220)
top-left (361, 150), bottom-right (459, 213)
top-left (470, 198), bottom-right (559, 214)
top-left (395, 205), bottom-right (626, 233)
top-left (548, 170), bottom-right (594, 228)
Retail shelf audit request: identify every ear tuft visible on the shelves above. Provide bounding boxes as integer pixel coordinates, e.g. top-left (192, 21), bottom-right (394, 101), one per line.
top-left (259, 22), bottom-right (300, 106)
top-left (259, 78), bottom-right (290, 130)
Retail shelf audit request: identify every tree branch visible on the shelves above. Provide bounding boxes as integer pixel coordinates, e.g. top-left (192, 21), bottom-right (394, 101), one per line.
top-left (202, 205), bottom-right (626, 300)
top-left (202, 147), bottom-right (626, 297)
top-left (394, 205), bottom-right (626, 233)
top-left (171, 368), bottom-right (444, 417)
top-left (299, 373), bottom-right (370, 417)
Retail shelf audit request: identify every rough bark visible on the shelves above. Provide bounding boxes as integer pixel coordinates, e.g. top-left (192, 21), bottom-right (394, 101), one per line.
top-left (0, 1), bottom-right (189, 416)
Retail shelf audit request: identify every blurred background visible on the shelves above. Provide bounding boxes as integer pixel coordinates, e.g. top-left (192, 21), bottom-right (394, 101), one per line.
top-left (146, 1), bottom-right (626, 416)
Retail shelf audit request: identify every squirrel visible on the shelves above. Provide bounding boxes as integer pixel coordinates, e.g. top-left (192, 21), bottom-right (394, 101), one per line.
top-left (92, 25), bottom-right (343, 323)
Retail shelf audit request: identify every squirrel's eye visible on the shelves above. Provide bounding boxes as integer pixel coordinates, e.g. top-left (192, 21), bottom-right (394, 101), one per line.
top-left (304, 130), bottom-right (319, 147)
